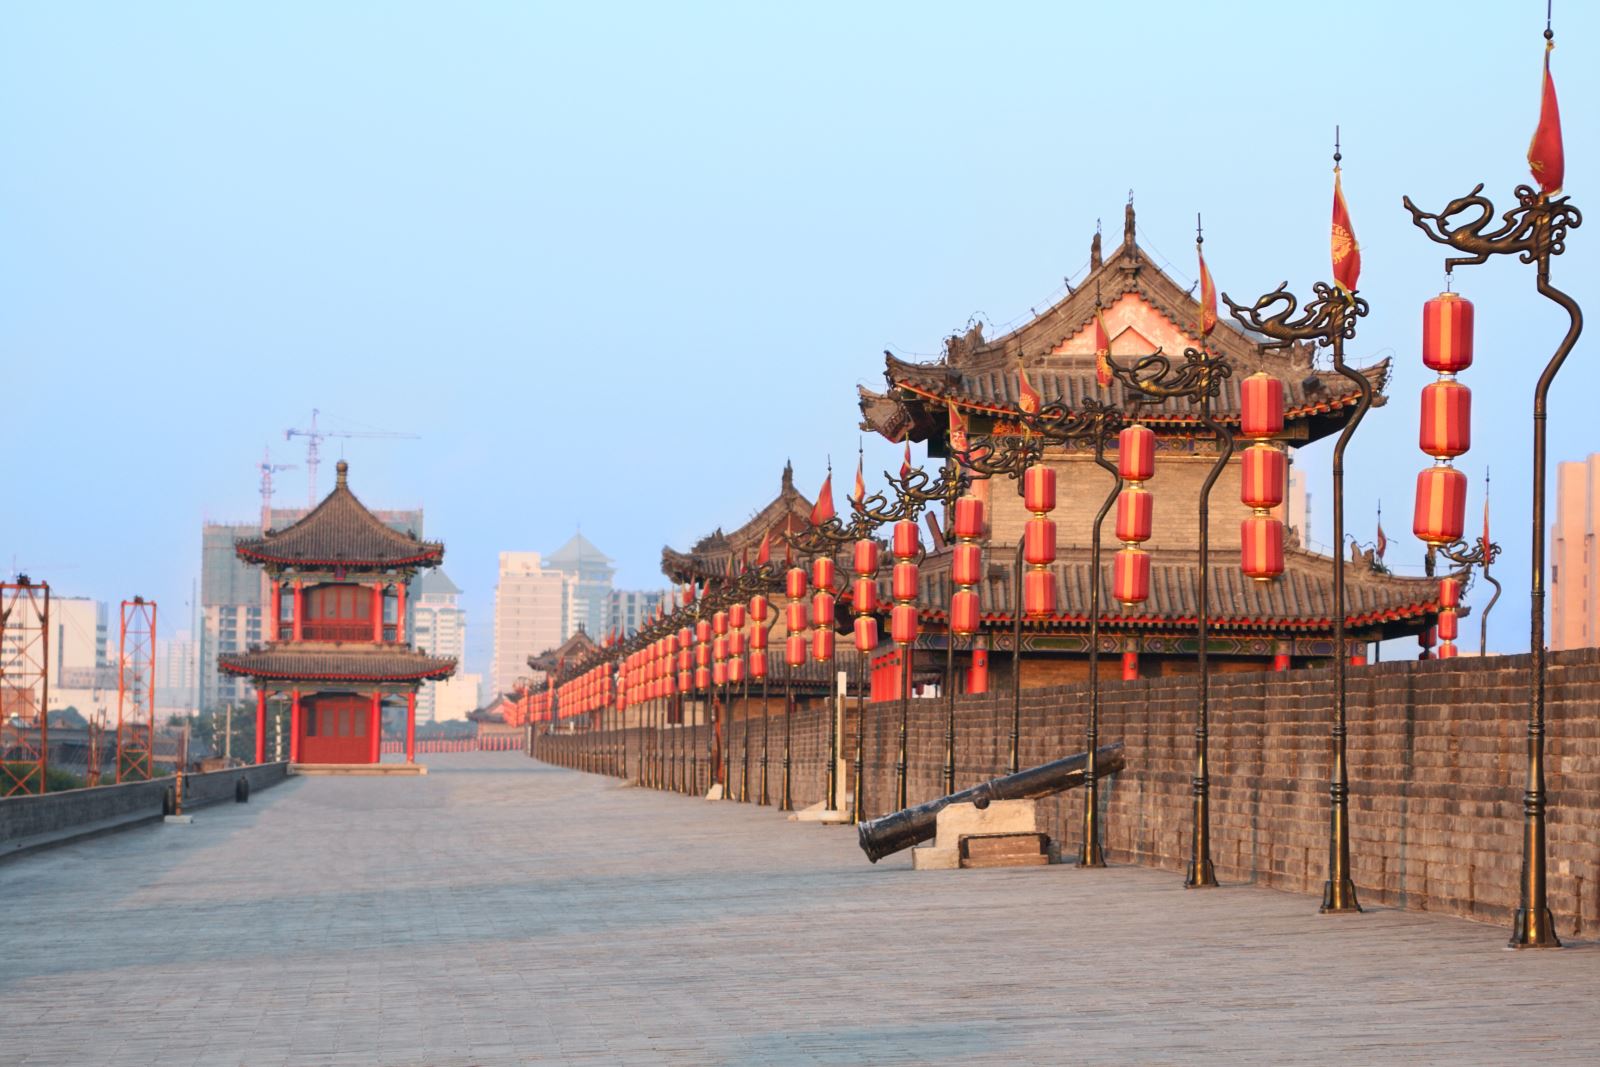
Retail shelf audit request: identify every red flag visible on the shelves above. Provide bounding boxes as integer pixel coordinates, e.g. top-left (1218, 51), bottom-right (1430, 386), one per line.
top-left (1331, 167), bottom-right (1361, 293)
top-left (1094, 309), bottom-right (1112, 387)
top-left (852, 455), bottom-right (866, 508)
top-left (947, 403), bottom-right (968, 455)
top-left (1017, 363), bottom-right (1041, 414)
top-left (1197, 248), bottom-right (1218, 336)
top-left (1481, 495), bottom-right (1492, 562)
top-left (1528, 40), bottom-right (1564, 195)
top-left (900, 442), bottom-right (912, 479)
top-left (1376, 521), bottom-right (1387, 561)
top-left (784, 515), bottom-right (795, 564)
top-left (810, 474), bottom-right (835, 526)
top-left (756, 531), bottom-right (771, 567)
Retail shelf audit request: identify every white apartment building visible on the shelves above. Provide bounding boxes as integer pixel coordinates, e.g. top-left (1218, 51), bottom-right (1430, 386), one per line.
top-left (411, 570), bottom-right (467, 724)
top-left (492, 552), bottom-right (569, 697)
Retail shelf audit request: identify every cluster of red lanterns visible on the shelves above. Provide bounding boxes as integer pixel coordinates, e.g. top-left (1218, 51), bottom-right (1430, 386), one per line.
top-left (1239, 372), bottom-right (1287, 581)
top-left (1113, 425), bottom-right (1155, 606)
top-left (749, 592), bottom-right (771, 679)
top-left (1022, 466), bottom-right (1057, 617)
top-left (891, 519), bottom-right (920, 646)
top-left (556, 663), bottom-right (611, 720)
top-left (950, 493), bottom-right (986, 634)
top-left (852, 537), bottom-right (879, 654)
top-left (1413, 292), bottom-right (1473, 547)
top-left (728, 601), bottom-right (747, 684)
top-left (812, 555), bottom-right (837, 662)
top-left (786, 563), bottom-right (809, 670)
top-left (712, 609), bottom-right (729, 687)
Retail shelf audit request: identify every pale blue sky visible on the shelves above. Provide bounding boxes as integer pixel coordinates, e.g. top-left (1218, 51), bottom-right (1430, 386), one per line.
top-left (3, 1), bottom-right (1595, 676)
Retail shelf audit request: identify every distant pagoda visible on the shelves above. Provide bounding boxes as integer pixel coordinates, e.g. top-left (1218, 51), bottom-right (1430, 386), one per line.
top-left (220, 460), bottom-right (455, 766)
top-left (857, 205), bottom-right (1443, 682)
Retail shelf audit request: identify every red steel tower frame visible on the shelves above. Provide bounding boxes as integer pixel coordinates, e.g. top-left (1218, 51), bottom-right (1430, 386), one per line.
top-left (116, 598), bottom-right (156, 782)
top-left (0, 579), bottom-right (51, 796)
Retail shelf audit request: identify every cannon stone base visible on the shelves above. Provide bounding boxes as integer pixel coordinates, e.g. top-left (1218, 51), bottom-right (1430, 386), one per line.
top-left (910, 799), bottom-right (1047, 870)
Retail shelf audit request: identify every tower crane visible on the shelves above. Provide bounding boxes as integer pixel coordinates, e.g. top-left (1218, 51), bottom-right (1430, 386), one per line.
top-left (258, 447), bottom-right (298, 532)
top-left (285, 409), bottom-right (420, 507)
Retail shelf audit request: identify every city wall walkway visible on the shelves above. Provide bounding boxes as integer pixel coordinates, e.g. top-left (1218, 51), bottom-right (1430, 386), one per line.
top-left (1, 754), bottom-right (1596, 1066)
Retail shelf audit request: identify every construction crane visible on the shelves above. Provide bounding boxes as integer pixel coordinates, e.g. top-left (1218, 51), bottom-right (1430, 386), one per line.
top-left (285, 409), bottom-right (420, 507)
top-left (258, 447), bottom-right (298, 532)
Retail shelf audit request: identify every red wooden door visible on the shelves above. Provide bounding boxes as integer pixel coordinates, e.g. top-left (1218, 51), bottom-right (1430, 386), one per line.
top-left (299, 695), bottom-right (373, 763)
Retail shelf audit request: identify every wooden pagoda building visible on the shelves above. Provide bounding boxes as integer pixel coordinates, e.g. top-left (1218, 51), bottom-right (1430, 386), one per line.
top-left (857, 205), bottom-right (1444, 685)
top-left (220, 461), bottom-right (455, 767)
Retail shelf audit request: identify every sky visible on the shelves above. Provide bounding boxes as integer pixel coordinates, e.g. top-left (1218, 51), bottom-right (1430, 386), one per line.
top-left (3, 0), bottom-right (1595, 678)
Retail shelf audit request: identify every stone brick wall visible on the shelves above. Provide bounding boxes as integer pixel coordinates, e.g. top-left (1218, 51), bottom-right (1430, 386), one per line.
top-left (558, 648), bottom-right (1600, 937)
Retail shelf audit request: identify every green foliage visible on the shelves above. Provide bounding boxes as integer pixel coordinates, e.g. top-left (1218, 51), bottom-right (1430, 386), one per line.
top-left (1, 762), bottom-right (87, 793)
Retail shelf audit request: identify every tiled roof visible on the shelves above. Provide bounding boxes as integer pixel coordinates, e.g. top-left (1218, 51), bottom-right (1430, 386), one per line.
top-left (236, 461), bottom-right (443, 570)
top-left (661, 462), bottom-right (814, 582)
top-left (217, 644), bottom-right (457, 683)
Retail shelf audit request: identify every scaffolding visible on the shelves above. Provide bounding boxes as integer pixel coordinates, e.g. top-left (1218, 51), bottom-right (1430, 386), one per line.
top-left (117, 598), bottom-right (156, 782)
top-left (0, 579), bottom-right (51, 796)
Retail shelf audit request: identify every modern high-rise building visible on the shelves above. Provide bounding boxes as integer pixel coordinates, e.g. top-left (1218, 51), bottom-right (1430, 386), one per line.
top-left (546, 532), bottom-right (615, 641)
top-left (155, 630), bottom-right (199, 713)
top-left (411, 570), bottom-right (466, 724)
top-left (609, 588), bottom-right (667, 639)
top-left (1551, 453), bottom-right (1600, 649)
top-left (492, 552), bottom-right (568, 697)
top-left (0, 594), bottom-right (111, 715)
top-left (199, 506), bottom-right (423, 711)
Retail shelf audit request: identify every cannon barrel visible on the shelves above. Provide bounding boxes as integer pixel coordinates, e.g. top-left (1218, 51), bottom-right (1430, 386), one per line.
top-left (856, 742), bottom-right (1125, 862)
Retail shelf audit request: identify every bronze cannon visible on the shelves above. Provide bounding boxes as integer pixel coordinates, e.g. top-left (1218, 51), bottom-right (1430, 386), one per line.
top-left (856, 743), bottom-right (1125, 863)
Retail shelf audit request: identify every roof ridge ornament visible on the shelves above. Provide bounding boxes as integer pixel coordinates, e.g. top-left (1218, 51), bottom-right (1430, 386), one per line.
top-left (335, 460), bottom-right (349, 489)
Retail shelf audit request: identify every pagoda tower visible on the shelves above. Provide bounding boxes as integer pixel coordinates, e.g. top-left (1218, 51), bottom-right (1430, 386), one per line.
top-left (220, 461), bottom-right (455, 767)
top-left (858, 206), bottom-right (1444, 684)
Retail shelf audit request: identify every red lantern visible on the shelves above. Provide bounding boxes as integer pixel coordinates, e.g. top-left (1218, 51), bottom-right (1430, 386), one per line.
top-left (854, 615), bottom-right (878, 653)
top-left (952, 544), bottom-right (982, 586)
top-left (750, 625), bottom-right (769, 651)
top-left (1439, 577), bottom-right (1460, 609)
top-left (713, 610), bottom-right (728, 636)
top-left (695, 643), bottom-right (710, 669)
top-left (1023, 569), bottom-right (1055, 617)
top-left (892, 561), bottom-right (919, 601)
top-left (730, 603), bottom-right (745, 629)
top-left (853, 539), bottom-right (879, 576)
top-left (751, 652), bottom-right (768, 679)
top-left (813, 627), bottom-right (835, 661)
top-left (1024, 465), bottom-right (1056, 513)
top-left (892, 520), bottom-right (920, 559)
top-left (1240, 372), bottom-right (1285, 439)
top-left (950, 590), bottom-right (980, 634)
top-left (1115, 487), bottom-right (1153, 544)
top-left (712, 661), bottom-right (727, 686)
top-left (852, 576), bottom-right (877, 613)
top-left (1241, 515), bottom-right (1285, 582)
top-left (1240, 444), bottom-right (1286, 511)
top-left (713, 634), bottom-right (728, 661)
top-left (694, 666), bottom-right (711, 691)
top-left (812, 557), bottom-right (836, 591)
top-left (1437, 609), bottom-right (1459, 642)
top-left (786, 566), bottom-right (807, 601)
top-left (1422, 291), bottom-right (1474, 374)
top-left (953, 495), bottom-right (985, 539)
top-left (1024, 519), bottom-right (1056, 566)
top-left (729, 656), bottom-right (745, 683)
top-left (748, 595), bottom-right (768, 623)
top-left (1113, 548), bottom-right (1150, 606)
top-left (678, 626), bottom-right (692, 648)
top-left (1419, 379), bottom-right (1472, 459)
top-left (1437, 642), bottom-right (1459, 659)
top-left (1413, 464), bottom-right (1467, 546)
top-left (891, 603), bottom-right (919, 644)
top-left (1118, 425), bottom-right (1155, 483)
top-left (785, 633), bottom-right (806, 666)
top-left (812, 592), bottom-right (836, 629)
top-left (695, 619), bottom-right (711, 644)
top-left (786, 600), bottom-right (807, 633)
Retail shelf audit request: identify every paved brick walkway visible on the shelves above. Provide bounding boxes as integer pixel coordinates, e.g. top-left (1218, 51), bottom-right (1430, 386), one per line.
top-left (2, 754), bottom-right (1597, 1065)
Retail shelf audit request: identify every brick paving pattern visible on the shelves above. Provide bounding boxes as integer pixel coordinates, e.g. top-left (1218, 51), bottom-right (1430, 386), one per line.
top-left (2, 753), bottom-right (1597, 1065)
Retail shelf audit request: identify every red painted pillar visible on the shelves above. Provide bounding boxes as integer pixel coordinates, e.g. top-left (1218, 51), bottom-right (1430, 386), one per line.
top-left (255, 688), bottom-right (267, 763)
top-left (289, 690), bottom-right (302, 763)
top-left (269, 583), bottom-right (282, 641)
top-left (396, 580), bottom-right (407, 643)
top-left (1121, 651), bottom-right (1139, 681)
top-left (292, 580), bottom-right (304, 641)
top-left (405, 690), bottom-right (417, 764)
top-left (1273, 654), bottom-right (1292, 671)
top-left (370, 692), bottom-right (382, 763)
top-left (372, 584), bottom-right (384, 642)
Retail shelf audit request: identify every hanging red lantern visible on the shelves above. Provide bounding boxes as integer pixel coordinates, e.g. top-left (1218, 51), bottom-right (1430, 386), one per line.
top-left (812, 591), bottom-right (836, 630)
top-left (748, 595), bottom-right (768, 623)
top-left (751, 651), bottom-right (768, 679)
top-left (853, 539), bottom-right (879, 575)
top-left (1422, 291), bottom-right (1474, 374)
top-left (1241, 515), bottom-right (1285, 582)
top-left (785, 633), bottom-right (806, 667)
top-left (1439, 576), bottom-right (1460, 609)
top-left (1240, 372), bottom-right (1285, 439)
top-left (1118, 425), bottom-right (1155, 483)
top-left (728, 655), bottom-right (745, 683)
top-left (713, 610), bottom-right (728, 637)
top-left (786, 566), bottom-right (807, 601)
top-left (1023, 465), bottom-right (1056, 513)
top-left (1413, 464), bottom-right (1467, 545)
top-left (1113, 548), bottom-right (1150, 606)
top-left (1419, 379), bottom-right (1472, 459)
top-left (1437, 609), bottom-right (1459, 642)
top-left (1023, 568), bottom-right (1055, 617)
top-left (1240, 444), bottom-right (1286, 512)
top-left (813, 627), bottom-right (835, 661)
top-left (712, 634), bottom-right (728, 661)
top-left (694, 665), bottom-right (711, 691)
top-left (951, 589), bottom-right (980, 634)
top-left (1024, 518), bottom-right (1056, 566)
top-left (892, 520), bottom-right (920, 559)
top-left (695, 619), bottom-right (711, 644)
top-left (892, 561), bottom-right (919, 601)
top-left (812, 556), bottom-right (836, 591)
top-left (786, 599), bottom-right (807, 634)
top-left (854, 615), bottom-right (878, 653)
top-left (952, 544), bottom-right (982, 586)
top-left (891, 603), bottom-right (919, 645)
top-left (730, 603), bottom-right (745, 629)
top-left (750, 624), bottom-right (769, 651)
top-left (729, 630), bottom-right (745, 657)
top-left (1437, 641), bottom-right (1459, 659)
top-left (712, 660), bottom-right (727, 686)
top-left (1115, 487), bottom-right (1153, 544)
top-left (953, 495), bottom-right (985, 539)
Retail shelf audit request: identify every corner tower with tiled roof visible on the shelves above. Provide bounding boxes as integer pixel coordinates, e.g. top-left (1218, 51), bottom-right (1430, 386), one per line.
top-left (221, 461), bottom-right (455, 767)
top-left (858, 207), bottom-right (1442, 681)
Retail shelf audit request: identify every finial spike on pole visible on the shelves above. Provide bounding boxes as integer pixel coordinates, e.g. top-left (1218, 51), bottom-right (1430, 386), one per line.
top-left (1334, 125), bottom-right (1342, 167)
